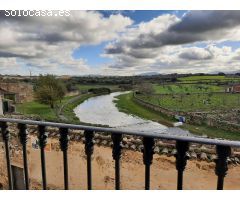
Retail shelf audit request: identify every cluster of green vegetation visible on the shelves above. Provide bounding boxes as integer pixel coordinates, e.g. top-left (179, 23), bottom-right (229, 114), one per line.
top-left (153, 84), bottom-right (223, 94)
top-left (115, 92), bottom-right (240, 140)
top-left (137, 93), bottom-right (240, 112)
top-left (88, 87), bottom-right (111, 94)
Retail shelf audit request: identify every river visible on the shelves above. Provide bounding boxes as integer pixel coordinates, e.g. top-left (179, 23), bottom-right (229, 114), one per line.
top-left (74, 92), bottom-right (192, 136)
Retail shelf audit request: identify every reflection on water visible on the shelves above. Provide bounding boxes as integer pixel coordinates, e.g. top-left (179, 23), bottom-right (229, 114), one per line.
top-left (74, 92), bottom-right (192, 136)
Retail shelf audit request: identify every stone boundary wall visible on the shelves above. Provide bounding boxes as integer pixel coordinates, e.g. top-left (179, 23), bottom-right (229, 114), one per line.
top-left (4, 124), bottom-right (240, 164)
top-left (133, 93), bottom-right (180, 118)
top-left (133, 93), bottom-right (240, 133)
top-left (149, 91), bottom-right (228, 96)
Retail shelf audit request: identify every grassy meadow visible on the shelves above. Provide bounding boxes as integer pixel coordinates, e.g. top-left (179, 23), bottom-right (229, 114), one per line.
top-left (16, 101), bottom-right (59, 121)
top-left (178, 75), bottom-right (240, 83)
top-left (137, 93), bottom-right (240, 112)
top-left (153, 83), bottom-right (224, 94)
top-left (16, 94), bottom-right (93, 123)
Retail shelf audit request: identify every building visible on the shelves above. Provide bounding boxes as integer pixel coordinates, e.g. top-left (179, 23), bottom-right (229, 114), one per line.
top-left (0, 89), bottom-right (15, 114)
top-left (225, 84), bottom-right (240, 93)
top-left (0, 82), bottom-right (33, 103)
top-left (0, 87), bottom-right (16, 102)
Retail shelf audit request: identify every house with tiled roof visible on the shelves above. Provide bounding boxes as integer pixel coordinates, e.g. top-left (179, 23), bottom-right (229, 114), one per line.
top-left (225, 84), bottom-right (240, 93)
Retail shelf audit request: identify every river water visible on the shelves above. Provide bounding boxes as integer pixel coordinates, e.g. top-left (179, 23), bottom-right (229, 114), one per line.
top-left (74, 92), bottom-right (192, 136)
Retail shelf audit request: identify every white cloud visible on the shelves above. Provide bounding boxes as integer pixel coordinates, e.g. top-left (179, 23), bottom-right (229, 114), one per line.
top-left (0, 11), bottom-right (133, 75)
top-left (1, 10), bottom-right (240, 75)
top-left (103, 11), bottom-right (240, 75)
top-left (179, 47), bottom-right (213, 60)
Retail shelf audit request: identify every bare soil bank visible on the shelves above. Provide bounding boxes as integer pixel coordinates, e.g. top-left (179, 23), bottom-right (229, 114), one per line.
top-left (30, 140), bottom-right (240, 190)
top-left (1, 133), bottom-right (239, 190)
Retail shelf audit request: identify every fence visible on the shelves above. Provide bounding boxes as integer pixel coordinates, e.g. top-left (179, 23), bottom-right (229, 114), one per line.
top-left (0, 118), bottom-right (240, 190)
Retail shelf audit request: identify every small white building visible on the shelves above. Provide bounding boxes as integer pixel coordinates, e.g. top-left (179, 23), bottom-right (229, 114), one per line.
top-left (0, 95), bottom-right (3, 115)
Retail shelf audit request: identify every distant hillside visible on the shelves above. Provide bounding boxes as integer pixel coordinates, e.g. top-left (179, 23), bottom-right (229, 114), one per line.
top-left (137, 72), bottom-right (159, 76)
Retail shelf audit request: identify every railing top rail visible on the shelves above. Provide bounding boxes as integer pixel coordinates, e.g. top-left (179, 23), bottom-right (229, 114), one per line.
top-left (1, 117), bottom-right (240, 147)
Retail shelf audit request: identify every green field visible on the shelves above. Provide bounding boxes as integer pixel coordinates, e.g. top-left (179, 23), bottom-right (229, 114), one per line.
top-left (153, 84), bottom-right (223, 94)
top-left (178, 75), bottom-right (240, 81)
top-left (179, 75), bottom-right (228, 81)
top-left (16, 101), bottom-right (59, 121)
top-left (178, 75), bottom-right (240, 83)
top-left (16, 94), bottom-right (92, 123)
top-left (137, 93), bottom-right (240, 112)
top-left (115, 92), bottom-right (240, 140)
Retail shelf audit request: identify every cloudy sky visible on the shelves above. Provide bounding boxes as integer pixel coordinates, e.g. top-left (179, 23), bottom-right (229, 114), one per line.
top-left (0, 10), bottom-right (240, 76)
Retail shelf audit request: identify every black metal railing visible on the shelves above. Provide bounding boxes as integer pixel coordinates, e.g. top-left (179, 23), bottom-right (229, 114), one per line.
top-left (0, 117), bottom-right (240, 190)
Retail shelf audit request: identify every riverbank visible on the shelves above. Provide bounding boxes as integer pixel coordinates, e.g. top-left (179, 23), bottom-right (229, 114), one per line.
top-left (114, 92), bottom-right (174, 127)
top-left (59, 93), bottom-right (96, 124)
top-left (16, 93), bottom-right (95, 123)
top-left (114, 92), bottom-right (240, 140)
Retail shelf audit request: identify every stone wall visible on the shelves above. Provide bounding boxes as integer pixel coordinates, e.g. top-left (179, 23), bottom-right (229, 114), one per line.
top-left (206, 118), bottom-right (240, 133)
top-left (0, 82), bottom-right (34, 103)
top-left (133, 93), bottom-right (178, 118)
top-left (133, 93), bottom-right (240, 133)
top-left (5, 125), bottom-right (240, 163)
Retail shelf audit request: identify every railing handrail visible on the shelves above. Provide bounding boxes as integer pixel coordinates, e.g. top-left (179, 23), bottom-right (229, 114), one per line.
top-left (1, 117), bottom-right (240, 148)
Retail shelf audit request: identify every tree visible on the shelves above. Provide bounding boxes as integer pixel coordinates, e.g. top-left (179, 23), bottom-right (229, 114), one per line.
top-left (66, 81), bottom-right (78, 92)
top-left (34, 75), bottom-right (66, 108)
top-left (137, 82), bottom-right (154, 95)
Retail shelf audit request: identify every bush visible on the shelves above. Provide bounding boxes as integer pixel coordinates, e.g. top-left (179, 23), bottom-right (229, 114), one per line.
top-left (88, 87), bottom-right (111, 94)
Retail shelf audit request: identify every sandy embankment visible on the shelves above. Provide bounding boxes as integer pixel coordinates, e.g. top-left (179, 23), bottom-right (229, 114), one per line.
top-left (28, 139), bottom-right (240, 190)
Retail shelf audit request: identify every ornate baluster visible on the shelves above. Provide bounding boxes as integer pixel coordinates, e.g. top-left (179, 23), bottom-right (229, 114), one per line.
top-left (38, 125), bottom-right (48, 190)
top-left (18, 123), bottom-right (29, 190)
top-left (175, 140), bottom-right (189, 190)
top-left (0, 122), bottom-right (13, 189)
top-left (59, 127), bottom-right (69, 190)
top-left (111, 133), bottom-right (123, 190)
top-left (142, 137), bottom-right (154, 190)
top-left (84, 130), bottom-right (94, 190)
top-left (215, 145), bottom-right (231, 190)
